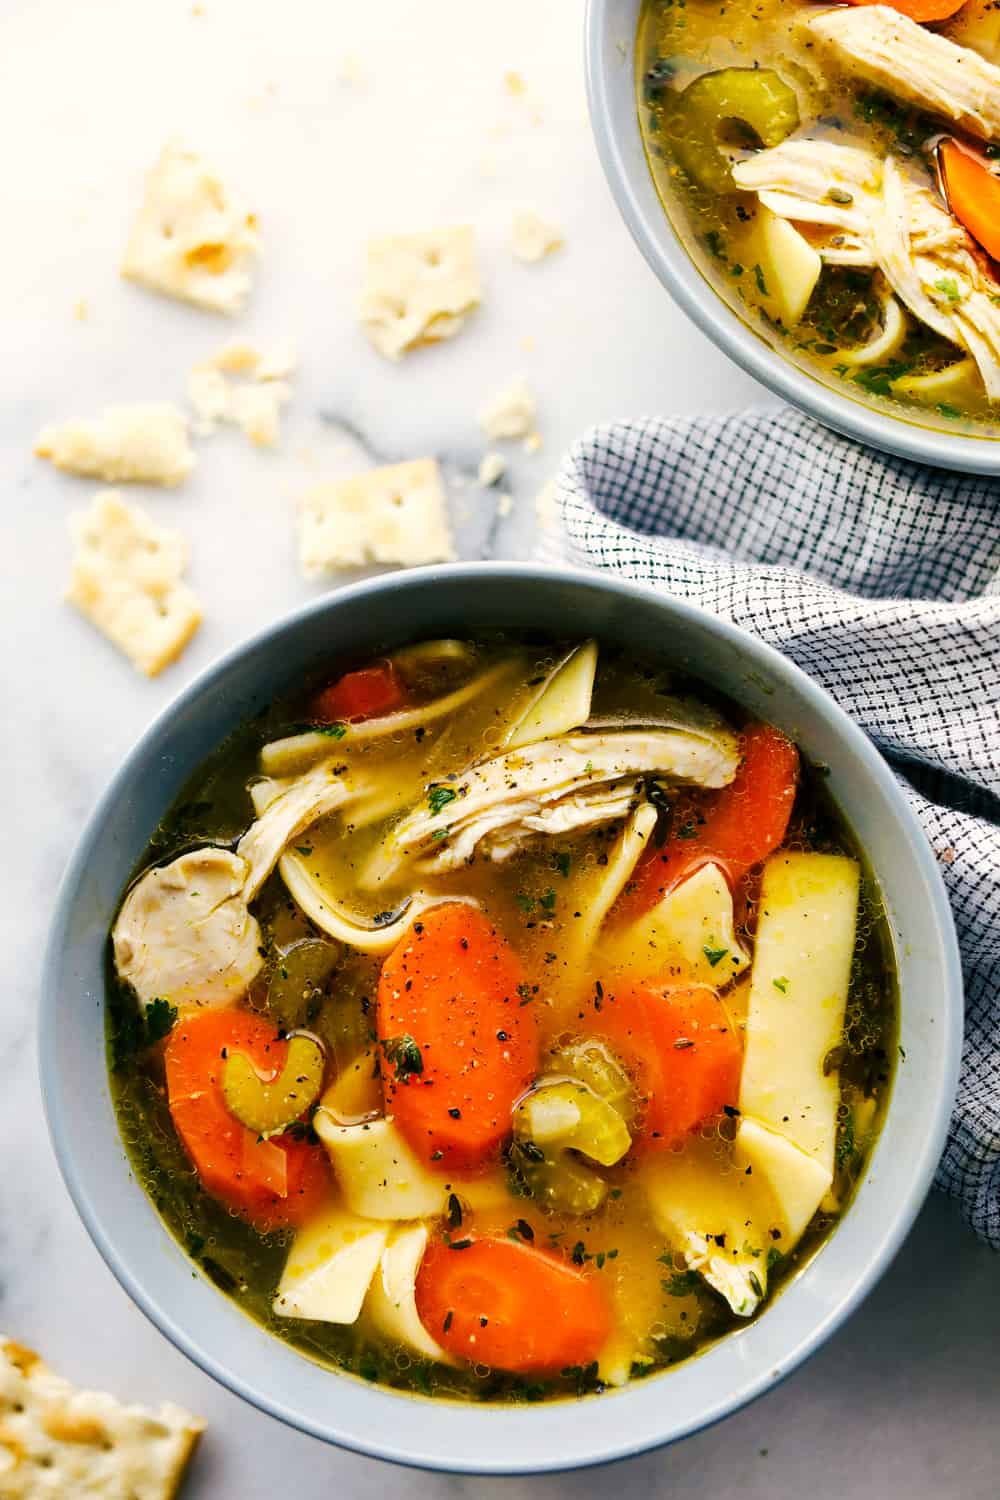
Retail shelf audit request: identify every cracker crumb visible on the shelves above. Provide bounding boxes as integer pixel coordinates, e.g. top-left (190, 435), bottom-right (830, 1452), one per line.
top-left (189, 342), bottom-right (295, 446)
top-left (338, 54), bottom-right (367, 86)
top-left (478, 377), bottom-right (537, 442)
top-left (512, 210), bottom-right (564, 264)
top-left (535, 478), bottom-right (559, 533)
top-left (477, 451), bottom-right (507, 488)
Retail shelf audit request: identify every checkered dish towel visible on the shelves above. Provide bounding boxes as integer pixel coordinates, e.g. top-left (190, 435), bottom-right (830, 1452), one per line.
top-left (541, 408), bottom-right (1000, 1249)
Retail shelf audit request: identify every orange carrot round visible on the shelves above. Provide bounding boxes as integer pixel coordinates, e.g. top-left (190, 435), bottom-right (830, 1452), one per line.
top-left (940, 138), bottom-right (1000, 263)
top-left (583, 981), bottom-right (742, 1150)
top-left (313, 662), bottom-right (406, 723)
top-left (376, 904), bottom-right (538, 1170)
top-left (415, 1236), bottom-right (612, 1374)
top-left (626, 722), bottom-right (798, 913)
top-left (843, 0), bottom-right (967, 22)
top-left (165, 1010), bottom-right (330, 1231)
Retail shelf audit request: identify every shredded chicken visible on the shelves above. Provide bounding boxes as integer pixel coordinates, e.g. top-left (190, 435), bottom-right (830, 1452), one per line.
top-left (733, 141), bottom-right (1000, 398)
top-left (807, 6), bottom-right (1000, 142)
top-left (238, 763), bottom-right (354, 900)
top-left (364, 727), bottom-right (739, 884)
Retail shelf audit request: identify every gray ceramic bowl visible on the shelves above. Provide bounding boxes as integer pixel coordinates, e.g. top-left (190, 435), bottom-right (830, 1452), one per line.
top-left (42, 564), bottom-right (961, 1473)
top-left (586, 0), bottom-right (1000, 474)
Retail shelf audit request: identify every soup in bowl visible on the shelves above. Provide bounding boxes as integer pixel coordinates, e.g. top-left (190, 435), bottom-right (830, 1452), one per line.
top-left (42, 566), bottom-right (960, 1470)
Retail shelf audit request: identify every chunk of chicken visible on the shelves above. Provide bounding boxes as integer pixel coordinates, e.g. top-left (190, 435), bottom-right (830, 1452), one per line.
top-left (733, 142), bottom-right (1000, 398)
top-left (807, 6), bottom-right (1000, 142)
top-left (238, 762), bottom-right (354, 899)
top-left (733, 139), bottom-right (883, 265)
top-left (112, 848), bottom-right (262, 1008)
top-left (364, 727), bottom-right (739, 884)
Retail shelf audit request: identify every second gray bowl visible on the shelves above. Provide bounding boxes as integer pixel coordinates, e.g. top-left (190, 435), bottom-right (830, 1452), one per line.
top-left (585, 0), bottom-right (1000, 474)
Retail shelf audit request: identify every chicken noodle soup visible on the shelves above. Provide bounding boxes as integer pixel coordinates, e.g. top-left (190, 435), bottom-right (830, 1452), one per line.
top-left (108, 637), bottom-right (896, 1401)
top-left (638, 0), bottom-right (1000, 434)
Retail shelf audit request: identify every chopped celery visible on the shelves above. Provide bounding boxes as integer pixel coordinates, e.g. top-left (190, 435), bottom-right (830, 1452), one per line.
top-left (516, 1081), bottom-right (631, 1167)
top-left (663, 68), bottom-right (800, 193)
top-left (223, 1033), bottom-right (325, 1137)
top-left (267, 937), bottom-right (341, 1030)
top-left (549, 1038), bottom-right (635, 1121)
top-left (509, 1077), bottom-right (633, 1216)
top-left (509, 1141), bottom-right (609, 1216)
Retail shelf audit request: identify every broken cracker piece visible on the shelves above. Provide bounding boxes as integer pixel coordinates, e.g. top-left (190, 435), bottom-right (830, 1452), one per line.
top-left (360, 227), bottom-right (480, 360)
top-left (298, 458), bottom-right (455, 578)
top-left (35, 403), bottom-right (194, 486)
top-left (188, 342), bottom-right (294, 446)
top-left (122, 142), bottom-right (259, 315)
top-left (0, 1336), bottom-right (204, 1500)
top-left (67, 491), bottom-right (202, 676)
top-left (478, 376), bottom-right (538, 441)
top-left (512, 210), bottom-right (564, 264)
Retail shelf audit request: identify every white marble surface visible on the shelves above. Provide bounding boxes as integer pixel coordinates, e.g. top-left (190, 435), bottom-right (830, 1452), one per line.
top-left (3, 0), bottom-right (998, 1494)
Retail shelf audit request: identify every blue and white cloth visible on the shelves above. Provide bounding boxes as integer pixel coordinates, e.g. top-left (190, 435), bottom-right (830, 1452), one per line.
top-left (544, 409), bottom-right (1000, 1248)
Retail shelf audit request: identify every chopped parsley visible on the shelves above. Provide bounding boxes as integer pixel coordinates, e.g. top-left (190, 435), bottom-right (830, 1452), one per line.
top-left (850, 361), bottom-right (913, 398)
top-left (112, 996), bottom-right (177, 1069)
top-left (753, 263), bottom-right (768, 297)
top-left (381, 1032), bottom-right (423, 1082)
top-left (554, 852), bottom-right (572, 879)
top-left (773, 976), bottom-right (789, 994)
top-left (294, 845), bottom-right (313, 857)
top-left (933, 276), bottom-right (961, 304)
top-left (427, 784), bottom-right (458, 816)
top-left (447, 1193), bottom-right (463, 1230)
top-left (662, 1270), bottom-right (700, 1296)
top-left (702, 942), bottom-right (729, 967)
top-left (145, 997), bottom-right (178, 1045)
top-left (316, 723), bottom-right (348, 739)
top-left (507, 1218), bottom-right (535, 1243)
top-left (540, 888), bottom-right (557, 912)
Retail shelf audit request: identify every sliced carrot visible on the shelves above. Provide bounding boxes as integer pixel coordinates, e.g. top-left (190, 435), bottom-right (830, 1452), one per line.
top-left (165, 1009), bottom-right (330, 1232)
top-left (415, 1236), bottom-right (612, 1374)
top-left (940, 139), bottom-right (1000, 263)
top-left (843, 0), bottom-right (967, 21)
top-left (583, 981), bottom-right (742, 1150)
top-left (313, 662), bottom-right (406, 723)
top-left (376, 904), bottom-right (539, 1171)
top-left (625, 722), bottom-right (798, 914)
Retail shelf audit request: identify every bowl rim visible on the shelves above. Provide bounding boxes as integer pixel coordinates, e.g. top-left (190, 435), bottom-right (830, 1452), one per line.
top-left (584, 0), bottom-right (1000, 476)
top-left (40, 561), bottom-right (963, 1473)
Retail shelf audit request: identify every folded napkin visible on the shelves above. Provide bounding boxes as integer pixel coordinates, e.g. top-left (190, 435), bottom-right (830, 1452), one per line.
top-left (541, 408), bottom-right (1000, 1249)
